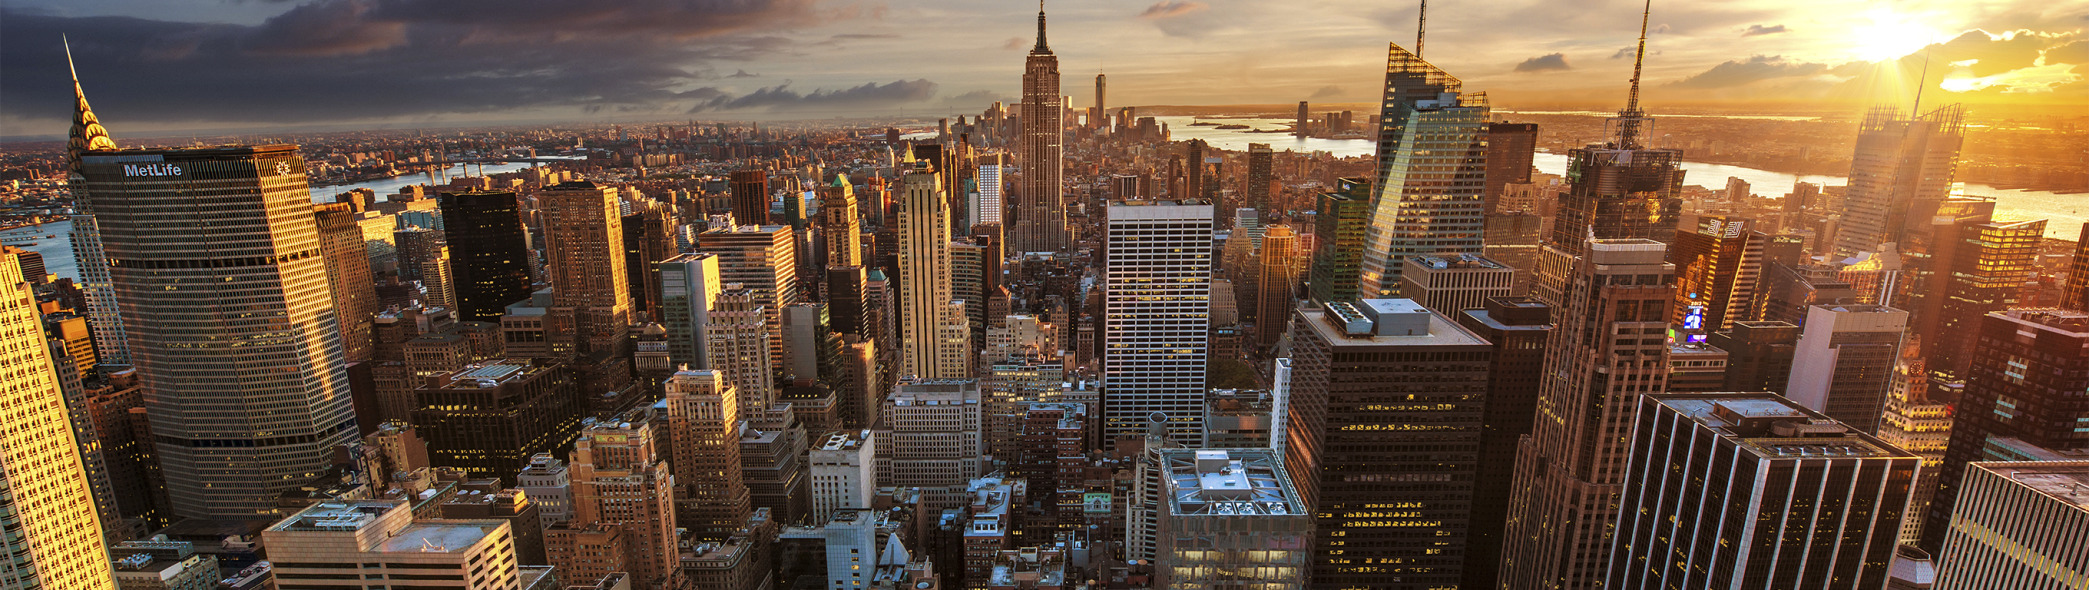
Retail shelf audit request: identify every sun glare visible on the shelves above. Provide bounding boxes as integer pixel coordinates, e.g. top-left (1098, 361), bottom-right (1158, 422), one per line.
top-left (1849, 10), bottom-right (1942, 62)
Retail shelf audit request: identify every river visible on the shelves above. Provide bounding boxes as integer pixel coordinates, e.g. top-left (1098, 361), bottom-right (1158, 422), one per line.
top-left (309, 160), bottom-right (551, 203)
top-left (1153, 115), bottom-right (2086, 241)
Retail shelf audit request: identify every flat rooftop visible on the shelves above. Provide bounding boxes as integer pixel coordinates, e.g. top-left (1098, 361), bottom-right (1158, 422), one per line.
top-left (1974, 462), bottom-right (2089, 511)
top-left (1161, 449), bottom-right (1306, 518)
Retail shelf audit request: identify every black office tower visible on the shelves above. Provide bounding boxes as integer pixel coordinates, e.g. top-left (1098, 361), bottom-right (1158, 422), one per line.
top-left (439, 190), bottom-right (534, 322)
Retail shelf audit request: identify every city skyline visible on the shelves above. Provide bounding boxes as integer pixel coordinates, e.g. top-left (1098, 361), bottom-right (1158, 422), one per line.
top-left (2, 0), bottom-right (2087, 588)
top-left (4, 0), bottom-right (2086, 135)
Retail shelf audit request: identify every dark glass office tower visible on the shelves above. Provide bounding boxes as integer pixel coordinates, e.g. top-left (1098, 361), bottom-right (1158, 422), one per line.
top-left (1308, 178), bottom-right (1371, 304)
top-left (1455, 296), bottom-right (1552, 590)
top-left (1922, 309), bottom-right (2089, 551)
top-left (1284, 298), bottom-right (1492, 589)
top-left (439, 190), bottom-right (534, 322)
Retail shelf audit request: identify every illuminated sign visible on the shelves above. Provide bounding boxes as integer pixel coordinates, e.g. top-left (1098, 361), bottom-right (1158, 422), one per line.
top-left (123, 163), bottom-right (183, 177)
top-left (1682, 305), bottom-right (1705, 331)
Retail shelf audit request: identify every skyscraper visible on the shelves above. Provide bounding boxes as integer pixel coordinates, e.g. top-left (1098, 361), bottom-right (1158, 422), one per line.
top-left (1534, 11), bottom-right (1683, 311)
top-left (699, 224), bottom-right (799, 367)
top-left (0, 247), bottom-right (114, 589)
top-left (707, 287), bottom-right (775, 412)
top-left (1247, 143), bottom-right (1274, 209)
top-left (1923, 219), bottom-right (2044, 387)
top-left (821, 174), bottom-right (864, 269)
top-left (438, 190), bottom-right (535, 322)
top-left (1357, 43), bottom-right (1490, 296)
top-left (896, 162), bottom-right (969, 379)
top-left (1931, 461), bottom-right (2089, 589)
top-left (1283, 298), bottom-right (1493, 589)
top-left (79, 143), bottom-right (356, 519)
top-left (658, 253), bottom-right (722, 370)
top-left (621, 202), bottom-right (676, 323)
top-left (1253, 224), bottom-right (1299, 349)
top-left (1923, 309), bottom-right (2089, 551)
top-left (315, 204), bottom-right (378, 362)
top-left (1102, 201), bottom-right (1214, 445)
top-left (413, 362), bottom-right (583, 484)
top-left (973, 157), bottom-right (1004, 228)
top-left (1454, 296), bottom-right (1552, 589)
top-left (875, 379), bottom-right (986, 510)
top-left (1483, 122), bottom-right (1538, 213)
top-left (1786, 303), bottom-right (1908, 434)
top-left (1608, 393), bottom-right (1920, 589)
top-left (1011, 4), bottom-right (1068, 254)
top-left (64, 49), bottom-right (128, 366)
top-left (541, 181), bottom-right (633, 355)
top-left (2064, 221), bottom-right (2089, 312)
top-left (663, 369), bottom-right (752, 541)
top-left (1668, 216), bottom-right (1767, 333)
top-left (1498, 239), bottom-right (1675, 589)
top-left (1834, 105), bottom-right (1967, 258)
top-left (1094, 72), bottom-right (1107, 130)
top-left (569, 414), bottom-right (679, 589)
top-left (731, 169), bottom-right (771, 226)
top-left (1309, 178), bottom-right (1371, 304)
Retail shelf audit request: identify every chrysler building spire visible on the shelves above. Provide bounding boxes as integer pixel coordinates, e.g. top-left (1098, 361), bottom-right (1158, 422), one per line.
top-left (66, 36), bottom-right (116, 178)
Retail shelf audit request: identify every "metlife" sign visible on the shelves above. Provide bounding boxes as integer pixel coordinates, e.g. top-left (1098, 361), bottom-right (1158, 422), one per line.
top-left (123, 163), bottom-right (184, 177)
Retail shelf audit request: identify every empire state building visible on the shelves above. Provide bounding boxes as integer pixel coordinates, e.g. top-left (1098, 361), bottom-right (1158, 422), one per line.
top-left (1012, 3), bottom-right (1069, 254)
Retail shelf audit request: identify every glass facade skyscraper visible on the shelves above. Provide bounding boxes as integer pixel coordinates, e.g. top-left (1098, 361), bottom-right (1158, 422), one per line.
top-left (438, 190), bottom-right (534, 322)
top-left (1358, 44), bottom-right (1490, 297)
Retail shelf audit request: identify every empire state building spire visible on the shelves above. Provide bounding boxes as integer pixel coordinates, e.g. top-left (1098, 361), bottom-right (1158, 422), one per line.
top-left (66, 36), bottom-right (116, 178)
top-left (1033, 0), bottom-right (1050, 53)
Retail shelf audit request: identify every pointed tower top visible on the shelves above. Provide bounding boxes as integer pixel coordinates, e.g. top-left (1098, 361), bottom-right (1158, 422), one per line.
top-left (1613, 0), bottom-right (1655, 150)
top-left (1416, 0), bottom-right (1427, 60)
top-left (1034, 0), bottom-right (1050, 53)
top-left (66, 35), bottom-right (117, 180)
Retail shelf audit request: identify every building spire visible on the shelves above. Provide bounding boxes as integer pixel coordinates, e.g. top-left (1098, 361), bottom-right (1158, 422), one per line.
top-left (1614, 0), bottom-right (1654, 150)
top-left (1034, 0), bottom-right (1050, 52)
top-left (66, 35), bottom-right (117, 180)
top-left (1416, 0), bottom-right (1426, 60)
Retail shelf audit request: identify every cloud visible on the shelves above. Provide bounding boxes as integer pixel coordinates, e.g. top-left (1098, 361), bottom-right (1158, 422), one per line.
top-left (1003, 37), bottom-right (1025, 50)
top-left (1, 0), bottom-right (825, 129)
top-left (1138, 1), bottom-right (1207, 19)
top-left (1514, 53), bottom-right (1571, 72)
top-left (1667, 55), bottom-right (1828, 89)
top-left (1612, 47), bottom-right (1637, 59)
top-left (1309, 85), bottom-right (1345, 99)
top-left (2048, 40), bottom-right (2089, 64)
top-left (728, 69), bottom-right (760, 78)
top-left (709, 78), bottom-right (939, 112)
top-left (1742, 24), bottom-right (1786, 37)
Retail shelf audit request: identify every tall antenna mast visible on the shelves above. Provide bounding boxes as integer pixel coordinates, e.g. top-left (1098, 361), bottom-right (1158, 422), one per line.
top-left (1416, 0), bottom-right (1427, 59)
top-left (1911, 47), bottom-right (1932, 118)
top-left (1616, 0), bottom-right (1654, 149)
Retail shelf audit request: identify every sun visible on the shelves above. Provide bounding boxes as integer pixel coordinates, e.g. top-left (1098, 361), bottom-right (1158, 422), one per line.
top-left (1848, 9), bottom-right (1943, 62)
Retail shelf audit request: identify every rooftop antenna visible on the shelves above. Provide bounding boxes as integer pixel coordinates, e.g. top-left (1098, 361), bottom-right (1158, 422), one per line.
top-left (1911, 47), bottom-right (1933, 118)
top-left (1616, 0), bottom-right (1654, 150)
top-left (1416, 0), bottom-right (1427, 59)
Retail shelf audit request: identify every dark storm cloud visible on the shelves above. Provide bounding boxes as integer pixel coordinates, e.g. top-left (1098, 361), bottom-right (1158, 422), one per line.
top-left (0, 0), bottom-right (830, 129)
top-left (1741, 24), bottom-right (1787, 37)
top-left (1666, 55), bottom-right (1827, 89)
top-left (1514, 53), bottom-right (1571, 72)
top-left (711, 79), bottom-right (938, 112)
